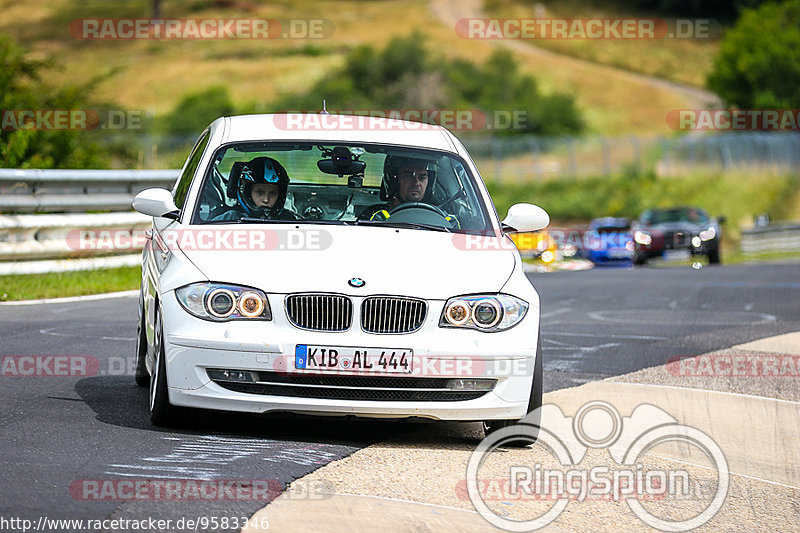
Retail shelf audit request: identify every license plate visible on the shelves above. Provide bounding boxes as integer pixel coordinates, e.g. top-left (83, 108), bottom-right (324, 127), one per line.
top-left (295, 345), bottom-right (413, 374)
top-left (663, 250), bottom-right (691, 262)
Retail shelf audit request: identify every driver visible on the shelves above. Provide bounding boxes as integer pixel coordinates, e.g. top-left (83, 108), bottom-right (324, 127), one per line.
top-left (357, 155), bottom-right (434, 220)
top-left (212, 156), bottom-right (296, 221)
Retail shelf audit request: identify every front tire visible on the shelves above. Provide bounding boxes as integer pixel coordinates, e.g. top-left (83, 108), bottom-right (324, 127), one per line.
top-left (708, 246), bottom-right (721, 264)
top-left (482, 336), bottom-right (543, 447)
top-left (149, 309), bottom-right (184, 427)
top-left (134, 292), bottom-right (149, 388)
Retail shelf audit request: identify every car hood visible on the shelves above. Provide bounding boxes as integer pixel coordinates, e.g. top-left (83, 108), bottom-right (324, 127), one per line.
top-left (175, 224), bottom-right (517, 299)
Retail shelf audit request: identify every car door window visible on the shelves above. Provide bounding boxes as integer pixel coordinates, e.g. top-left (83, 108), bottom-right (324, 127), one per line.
top-left (173, 130), bottom-right (210, 213)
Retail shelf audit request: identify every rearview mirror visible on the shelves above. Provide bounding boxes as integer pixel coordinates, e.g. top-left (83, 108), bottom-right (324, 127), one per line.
top-left (502, 203), bottom-right (550, 233)
top-left (317, 159), bottom-right (366, 175)
top-left (317, 146), bottom-right (366, 176)
top-left (133, 188), bottom-right (180, 219)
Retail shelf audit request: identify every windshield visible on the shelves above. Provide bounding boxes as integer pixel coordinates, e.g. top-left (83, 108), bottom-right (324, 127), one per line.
top-left (590, 218), bottom-right (631, 232)
top-left (192, 142), bottom-right (493, 234)
top-left (642, 208), bottom-right (709, 226)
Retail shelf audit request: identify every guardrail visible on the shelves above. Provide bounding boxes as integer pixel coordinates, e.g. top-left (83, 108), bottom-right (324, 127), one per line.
top-left (0, 169), bottom-right (178, 213)
top-left (1, 167), bottom-right (798, 274)
top-left (0, 212), bottom-right (152, 262)
top-left (0, 168), bottom-right (178, 274)
top-left (740, 223), bottom-right (800, 255)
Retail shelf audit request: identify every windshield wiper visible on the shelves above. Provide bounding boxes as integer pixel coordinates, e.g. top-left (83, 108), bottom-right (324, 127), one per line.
top-left (237, 218), bottom-right (355, 226)
top-left (355, 219), bottom-right (452, 233)
top-left (236, 217), bottom-right (285, 224)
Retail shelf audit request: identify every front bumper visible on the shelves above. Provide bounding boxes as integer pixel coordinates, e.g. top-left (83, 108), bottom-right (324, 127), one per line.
top-left (160, 291), bottom-right (539, 421)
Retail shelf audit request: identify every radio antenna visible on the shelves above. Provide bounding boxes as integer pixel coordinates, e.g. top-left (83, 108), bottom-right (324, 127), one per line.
top-left (320, 99), bottom-right (329, 115)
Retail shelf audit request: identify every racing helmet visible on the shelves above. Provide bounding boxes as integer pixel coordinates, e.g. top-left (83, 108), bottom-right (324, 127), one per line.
top-left (236, 156), bottom-right (290, 217)
top-left (381, 155), bottom-right (438, 203)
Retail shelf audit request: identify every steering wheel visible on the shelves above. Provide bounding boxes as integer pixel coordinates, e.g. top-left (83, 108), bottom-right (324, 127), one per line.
top-left (388, 202), bottom-right (449, 218)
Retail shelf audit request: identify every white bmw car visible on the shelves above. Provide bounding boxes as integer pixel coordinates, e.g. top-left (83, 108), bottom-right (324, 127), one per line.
top-left (132, 114), bottom-right (549, 437)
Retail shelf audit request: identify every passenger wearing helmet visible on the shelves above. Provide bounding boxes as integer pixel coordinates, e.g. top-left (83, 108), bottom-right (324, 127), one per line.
top-left (212, 156), bottom-right (296, 221)
top-left (357, 155), bottom-right (435, 221)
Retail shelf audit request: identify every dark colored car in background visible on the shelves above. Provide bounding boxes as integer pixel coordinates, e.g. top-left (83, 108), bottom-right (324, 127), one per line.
top-left (633, 207), bottom-right (723, 265)
top-left (584, 217), bottom-right (634, 266)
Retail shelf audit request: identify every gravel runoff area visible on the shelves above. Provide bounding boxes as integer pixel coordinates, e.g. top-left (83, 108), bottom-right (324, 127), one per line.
top-left (607, 333), bottom-right (800, 402)
top-left (249, 333), bottom-right (800, 532)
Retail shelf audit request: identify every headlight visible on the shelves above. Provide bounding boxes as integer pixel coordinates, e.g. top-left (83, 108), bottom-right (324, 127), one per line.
top-left (175, 283), bottom-right (271, 321)
top-left (440, 294), bottom-right (528, 332)
top-left (207, 288), bottom-right (236, 318)
top-left (444, 299), bottom-right (471, 326)
top-left (699, 227), bottom-right (716, 241)
top-left (634, 231), bottom-right (652, 246)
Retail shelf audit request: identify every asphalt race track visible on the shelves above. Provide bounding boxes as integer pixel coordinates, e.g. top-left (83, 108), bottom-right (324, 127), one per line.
top-left (0, 261), bottom-right (797, 531)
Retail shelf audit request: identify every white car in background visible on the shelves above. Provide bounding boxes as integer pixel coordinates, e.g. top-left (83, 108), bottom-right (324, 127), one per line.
top-left (132, 113), bottom-right (549, 439)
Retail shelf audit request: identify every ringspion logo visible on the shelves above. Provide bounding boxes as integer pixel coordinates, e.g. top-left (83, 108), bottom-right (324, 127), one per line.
top-left (466, 401), bottom-right (728, 531)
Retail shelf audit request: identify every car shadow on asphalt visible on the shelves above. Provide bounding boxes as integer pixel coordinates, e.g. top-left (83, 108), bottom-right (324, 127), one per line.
top-left (74, 375), bottom-right (481, 448)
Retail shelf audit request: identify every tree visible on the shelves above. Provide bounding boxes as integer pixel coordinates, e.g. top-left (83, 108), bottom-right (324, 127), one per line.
top-left (629, 0), bottom-right (768, 21)
top-left (0, 35), bottom-right (110, 168)
top-left (707, 0), bottom-right (800, 108)
top-left (159, 86), bottom-right (236, 136)
top-left (274, 34), bottom-right (584, 135)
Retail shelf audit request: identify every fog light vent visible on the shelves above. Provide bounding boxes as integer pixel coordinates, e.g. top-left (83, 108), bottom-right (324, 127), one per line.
top-left (207, 369), bottom-right (256, 383)
top-left (445, 378), bottom-right (495, 391)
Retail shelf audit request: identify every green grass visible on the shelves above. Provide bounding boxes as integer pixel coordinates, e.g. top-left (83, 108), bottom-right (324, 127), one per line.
top-left (0, 0), bottom-right (718, 137)
top-left (723, 249), bottom-right (800, 265)
top-left (0, 266), bottom-right (140, 301)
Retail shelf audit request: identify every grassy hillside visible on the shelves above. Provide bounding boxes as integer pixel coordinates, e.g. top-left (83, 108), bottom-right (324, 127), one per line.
top-left (483, 0), bottom-right (720, 88)
top-left (0, 0), bottom-right (718, 135)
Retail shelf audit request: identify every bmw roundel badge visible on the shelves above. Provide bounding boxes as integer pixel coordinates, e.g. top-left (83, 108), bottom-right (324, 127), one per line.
top-left (348, 277), bottom-right (366, 288)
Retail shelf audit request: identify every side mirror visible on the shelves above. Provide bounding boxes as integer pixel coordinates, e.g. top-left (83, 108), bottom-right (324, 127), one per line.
top-left (502, 203), bottom-right (550, 233)
top-left (133, 188), bottom-right (180, 219)
top-left (717, 215), bottom-right (727, 225)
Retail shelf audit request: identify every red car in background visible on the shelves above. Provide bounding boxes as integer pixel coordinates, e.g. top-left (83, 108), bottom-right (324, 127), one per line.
top-left (632, 207), bottom-right (724, 265)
